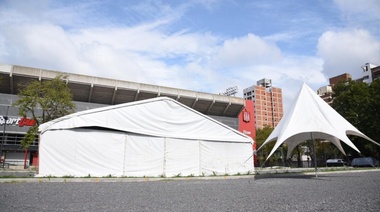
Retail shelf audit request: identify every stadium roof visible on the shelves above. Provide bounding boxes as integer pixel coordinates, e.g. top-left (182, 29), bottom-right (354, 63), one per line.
top-left (0, 63), bottom-right (245, 117)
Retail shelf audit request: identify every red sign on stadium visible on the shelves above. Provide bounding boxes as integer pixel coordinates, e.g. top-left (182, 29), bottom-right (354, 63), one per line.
top-left (243, 110), bottom-right (250, 123)
top-left (0, 116), bottom-right (36, 127)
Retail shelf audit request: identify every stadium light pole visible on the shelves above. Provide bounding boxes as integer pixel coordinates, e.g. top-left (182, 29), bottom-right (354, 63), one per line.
top-left (222, 86), bottom-right (238, 96)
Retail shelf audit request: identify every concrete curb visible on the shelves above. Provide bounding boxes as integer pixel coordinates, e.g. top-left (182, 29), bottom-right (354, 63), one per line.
top-left (255, 166), bottom-right (378, 175)
top-left (0, 174), bottom-right (256, 183)
top-left (1, 167), bottom-right (378, 183)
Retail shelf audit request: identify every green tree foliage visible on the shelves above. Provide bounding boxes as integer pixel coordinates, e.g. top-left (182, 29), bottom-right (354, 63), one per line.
top-left (255, 125), bottom-right (275, 163)
top-left (367, 79), bottom-right (380, 143)
top-left (331, 79), bottom-right (380, 159)
top-left (332, 80), bottom-right (370, 128)
top-left (256, 125), bottom-right (274, 152)
top-left (13, 75), bottom-right (76, 149)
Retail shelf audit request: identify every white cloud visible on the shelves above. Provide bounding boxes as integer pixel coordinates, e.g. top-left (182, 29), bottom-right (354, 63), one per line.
top-left (211, 33), bottom-right (282, 69)
top-left (0, 3), bottom-right (326, 111)
top-left (333, 0), bottom-right (380, 38)
top-left (334, 0), bottom-right (380, 18)
top-left (6, 0), bottom-right (376, 112)
top-left (194, 32), bottom-right (326, 111)
top-left (317, 29), bottom-right (380, 79)
top-left (230, 55), bottom-right (325, 112)
top-left (3, 23), bottom-right (89, 72)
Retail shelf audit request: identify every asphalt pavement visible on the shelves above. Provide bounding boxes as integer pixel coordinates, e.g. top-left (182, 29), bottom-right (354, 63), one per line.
top-left (1, 170), bottom-right (379, 212)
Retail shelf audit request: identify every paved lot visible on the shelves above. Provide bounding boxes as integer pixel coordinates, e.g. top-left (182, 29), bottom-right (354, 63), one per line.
top-left (1, 170), bottom-right (379, 212)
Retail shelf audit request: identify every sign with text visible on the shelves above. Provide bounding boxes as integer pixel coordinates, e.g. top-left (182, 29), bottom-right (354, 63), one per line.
top-left (0, 116), bottom-right (36, 127)
top-left (238, 100), bottom-right (258, 166)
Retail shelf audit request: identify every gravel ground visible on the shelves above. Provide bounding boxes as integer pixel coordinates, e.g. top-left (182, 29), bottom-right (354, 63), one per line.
top-left (1, 171), bottom-right (379, 212)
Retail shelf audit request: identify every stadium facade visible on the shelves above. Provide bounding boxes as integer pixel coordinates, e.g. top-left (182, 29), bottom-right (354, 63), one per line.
top-left (0, 63), bottom-right (256, 167)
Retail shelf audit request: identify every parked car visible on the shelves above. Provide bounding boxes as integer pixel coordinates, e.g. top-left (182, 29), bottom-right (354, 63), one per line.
top-left (351, 157), bottom-right (379, 167)
top-left (326, 159), bottom-right (346, 167)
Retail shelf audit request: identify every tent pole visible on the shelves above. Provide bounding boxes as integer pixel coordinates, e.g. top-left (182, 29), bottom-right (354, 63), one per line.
top-left (311, 133), bottom-right (317, 177)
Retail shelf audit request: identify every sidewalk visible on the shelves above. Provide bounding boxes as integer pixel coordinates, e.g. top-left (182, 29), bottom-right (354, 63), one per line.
top-left (255, 166), bottom-right (356, 175)
top-left (1, 165), bottom-right (378, 183)
top-left (0, 165), bottom-right (36, 177)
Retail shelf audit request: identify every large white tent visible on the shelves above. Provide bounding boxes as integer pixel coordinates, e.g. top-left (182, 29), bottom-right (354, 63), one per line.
top-left (38, 97), bottom-right (254, 177)
top-left (258, 83), bottom-right (379, 160)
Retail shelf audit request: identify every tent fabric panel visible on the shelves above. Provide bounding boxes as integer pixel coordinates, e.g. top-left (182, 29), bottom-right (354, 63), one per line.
top-left (123, 135), bottom-right (165, 177)
top-left (71, 131), bottom-right (125, 177)
top-left (38, 129), bottom-right (125, 177)
top-left (38, 130), bottom-right (78, 177)
top-left (199, 141), bottom-right (253, 176)
top-left (165, 138), bottom-right (200, 177)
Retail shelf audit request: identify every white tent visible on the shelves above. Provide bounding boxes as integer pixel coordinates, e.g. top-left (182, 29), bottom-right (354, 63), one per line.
top-left (38, 97), bottom-right (254, 177)
top-left (258, 83), bottom-right (379, 160)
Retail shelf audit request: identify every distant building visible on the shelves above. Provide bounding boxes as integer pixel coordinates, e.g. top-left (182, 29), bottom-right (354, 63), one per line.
top-left (317, 85), bottom-right (333, 104)
top-left (358, 63), bottom-right (380, 83)
top-left (317, 62), bottom-right (380, 104)
top-left (243, 79), bottom-right (283, 129)
top-left (329, 73), bottom-right (352, 86)
top-left (317, 73), bottom-right (352, 104)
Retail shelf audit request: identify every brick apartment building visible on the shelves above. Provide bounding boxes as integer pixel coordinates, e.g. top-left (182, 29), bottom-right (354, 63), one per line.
top-left (243, 79), bottom-right (283, 129)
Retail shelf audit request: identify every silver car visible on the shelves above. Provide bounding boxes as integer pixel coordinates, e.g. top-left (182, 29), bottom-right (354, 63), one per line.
top-left (351, 157), bottom-right (379, 167)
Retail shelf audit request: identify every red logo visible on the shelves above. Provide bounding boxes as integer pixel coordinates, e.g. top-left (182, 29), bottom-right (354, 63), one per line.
top-left (243, 110), bottom-right (250, 123)
top-left (18, 117), bottom-right (36, 127)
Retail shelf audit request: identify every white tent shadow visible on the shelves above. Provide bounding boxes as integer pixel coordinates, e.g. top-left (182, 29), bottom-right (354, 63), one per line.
top-left (257, 83), bottom-right (379, 175)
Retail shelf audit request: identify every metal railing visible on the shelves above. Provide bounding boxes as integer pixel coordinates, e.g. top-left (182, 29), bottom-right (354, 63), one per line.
top-left (0, 133), bottom-right (39, 146)
top-left (256, 159), bottom-right (330, 168)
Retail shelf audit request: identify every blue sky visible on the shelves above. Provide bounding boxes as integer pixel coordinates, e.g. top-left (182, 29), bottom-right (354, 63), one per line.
top-left (1, 0), bottom-right (380, 111)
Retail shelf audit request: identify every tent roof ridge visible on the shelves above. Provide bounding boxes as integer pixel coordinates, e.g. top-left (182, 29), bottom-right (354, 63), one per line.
top-left (39, 97), bottom-right (252, 143)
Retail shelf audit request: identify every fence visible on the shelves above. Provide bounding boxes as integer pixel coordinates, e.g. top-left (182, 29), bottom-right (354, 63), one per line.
top-left (2, 159), bottom-right (29, 166)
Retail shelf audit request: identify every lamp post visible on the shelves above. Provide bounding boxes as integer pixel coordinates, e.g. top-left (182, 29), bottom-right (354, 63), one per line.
top-left (1, 106), bottom-right (10, 164)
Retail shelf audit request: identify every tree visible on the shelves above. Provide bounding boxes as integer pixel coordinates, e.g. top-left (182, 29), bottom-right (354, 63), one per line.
top-left (255, 125), bottom-right (274, 165)
top-left (13, 75), bottom-right (76, 149)
top-left (331, 79), bottom-right (380, 159)
top-left (367, 79), bottom-right (380, 144)
top-left (332, 80), bottom-right (370, 128)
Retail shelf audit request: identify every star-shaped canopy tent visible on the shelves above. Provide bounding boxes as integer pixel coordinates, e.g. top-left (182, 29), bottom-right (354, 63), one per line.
top-left (258, 83), bottom-right (379, 160)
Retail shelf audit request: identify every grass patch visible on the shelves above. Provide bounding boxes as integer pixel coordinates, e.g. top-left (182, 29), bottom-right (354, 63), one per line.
top-left (0, 175), bottom-right (34, 178)
top-left (42, 175), bottom-right (57, 178)
top-left (102, 174), bottom-right (115, 178)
